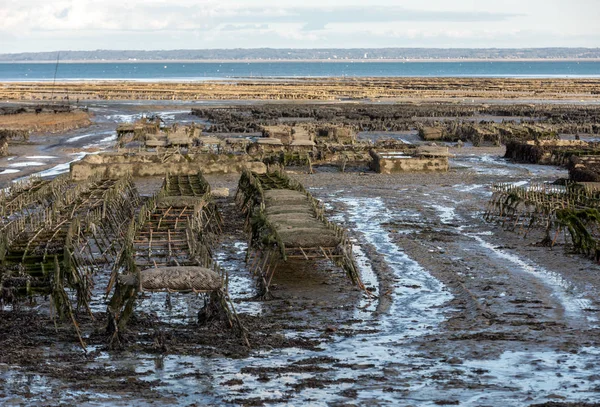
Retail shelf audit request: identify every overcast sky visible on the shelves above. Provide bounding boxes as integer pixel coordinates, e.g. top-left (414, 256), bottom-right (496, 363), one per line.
top-left (0, 0), bottom-right (598, 53)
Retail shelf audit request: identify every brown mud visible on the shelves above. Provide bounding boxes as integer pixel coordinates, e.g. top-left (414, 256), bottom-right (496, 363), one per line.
top-left (0, 111), bottom-right (91, 135)
top-left (193, 103), bottom-right (600, 134)
top-left (1, 101), bottom-right (600, 406)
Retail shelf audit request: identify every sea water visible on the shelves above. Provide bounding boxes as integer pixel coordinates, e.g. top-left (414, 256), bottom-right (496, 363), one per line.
top-left (0, 61), bottom-right (599, 81)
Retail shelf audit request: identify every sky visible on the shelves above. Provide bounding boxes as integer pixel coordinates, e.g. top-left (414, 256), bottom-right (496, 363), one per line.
top-left (0, 0), bottom-right (598, 53)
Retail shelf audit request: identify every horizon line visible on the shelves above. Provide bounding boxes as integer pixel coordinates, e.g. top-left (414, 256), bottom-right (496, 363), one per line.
top-left (3, 46), bottom-right (600, 54)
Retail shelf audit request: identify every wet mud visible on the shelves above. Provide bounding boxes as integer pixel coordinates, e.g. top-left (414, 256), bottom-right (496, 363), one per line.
top-left (1, 102), bottom-right (600, 406)
top-left (0, 103), bottom-right (199, 185)
top-left (192, 103), bottom-right (600, 138)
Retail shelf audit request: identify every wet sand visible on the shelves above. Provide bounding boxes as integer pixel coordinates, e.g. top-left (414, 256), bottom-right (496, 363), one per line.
top-left (1, 102), bottom-right (600, 406)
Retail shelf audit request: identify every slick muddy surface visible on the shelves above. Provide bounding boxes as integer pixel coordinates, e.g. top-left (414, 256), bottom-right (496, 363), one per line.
top-left (1, 102), bottom-right (600, 407)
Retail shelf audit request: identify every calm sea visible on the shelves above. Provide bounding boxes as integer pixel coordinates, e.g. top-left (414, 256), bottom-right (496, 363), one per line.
top-left (0, 61), bottom-right (599, 81)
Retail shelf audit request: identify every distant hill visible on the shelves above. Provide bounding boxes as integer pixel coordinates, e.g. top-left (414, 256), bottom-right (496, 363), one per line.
top-left (1, 48), bottom-right (600, 62)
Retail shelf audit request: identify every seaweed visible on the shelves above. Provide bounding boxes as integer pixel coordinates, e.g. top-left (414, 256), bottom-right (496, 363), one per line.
top-left (485, 182), bottom-right (600, 261)
top-left (0, 175), bottom-right (140, 341)
top-left (106, 172), bottom-right (245, 347)
top-left (555, 208), bottom-right (600, 255)
top-left (236, 169), bottom-right (364, 298)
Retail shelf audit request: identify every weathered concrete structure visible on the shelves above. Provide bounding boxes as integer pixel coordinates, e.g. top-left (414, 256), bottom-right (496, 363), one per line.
top-left (370, 146), bottom-right (450, 174)
top-left (70, 152), bottom-right (266, 181)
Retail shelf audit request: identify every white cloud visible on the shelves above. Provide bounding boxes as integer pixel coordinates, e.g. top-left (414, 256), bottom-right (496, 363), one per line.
top-left (0, 0), bottom-right (598, 52)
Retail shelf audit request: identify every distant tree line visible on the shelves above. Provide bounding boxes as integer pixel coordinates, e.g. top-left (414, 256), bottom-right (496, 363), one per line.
top-left (1, 48), bottom-right (600, 62)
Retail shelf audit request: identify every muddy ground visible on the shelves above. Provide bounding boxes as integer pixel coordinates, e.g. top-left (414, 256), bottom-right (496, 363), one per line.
top-left (192, 102), bottom-right (600, 136)
top-left (1, 101), bottom-right (600, 406)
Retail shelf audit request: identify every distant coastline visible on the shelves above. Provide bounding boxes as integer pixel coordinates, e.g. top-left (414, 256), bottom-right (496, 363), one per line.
top-left (3, 58), bottom-right (600, 64)
top-left (2, 48), bottom-right (599, 63)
